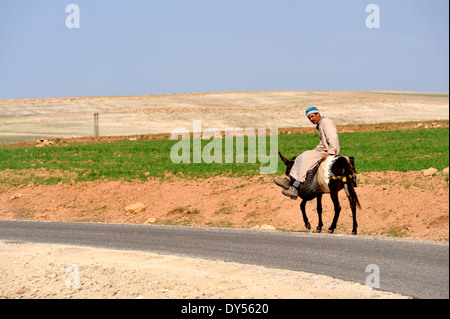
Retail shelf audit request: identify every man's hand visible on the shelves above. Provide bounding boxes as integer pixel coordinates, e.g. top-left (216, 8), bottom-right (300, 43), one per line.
top-left (322, 154), bottom-right (330, 161)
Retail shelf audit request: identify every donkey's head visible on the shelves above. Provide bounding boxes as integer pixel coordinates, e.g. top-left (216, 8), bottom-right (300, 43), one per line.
top-left (278, 152), bottom-right (297, 177)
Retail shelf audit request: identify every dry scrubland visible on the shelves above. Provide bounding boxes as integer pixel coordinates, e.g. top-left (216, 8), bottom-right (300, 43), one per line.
top-left (0, 90), bottom-right (448, 143)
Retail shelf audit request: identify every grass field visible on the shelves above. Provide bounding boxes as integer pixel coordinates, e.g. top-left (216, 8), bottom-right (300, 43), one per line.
top-left (0, 124), bottom-right (448, 186)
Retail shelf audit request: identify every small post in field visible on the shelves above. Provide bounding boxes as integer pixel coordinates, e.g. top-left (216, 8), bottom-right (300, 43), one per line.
top-left (94, 112), bottom-right (100, 137)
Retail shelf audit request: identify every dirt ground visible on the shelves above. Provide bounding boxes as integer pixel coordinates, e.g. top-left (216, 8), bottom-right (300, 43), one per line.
top-left (1, 171), bottom-right (449, 241)
top-left (0, 91), bottom-right (448, 299)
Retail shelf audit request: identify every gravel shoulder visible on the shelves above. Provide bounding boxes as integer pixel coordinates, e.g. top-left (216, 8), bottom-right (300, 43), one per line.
top-left (0, 241), bottom-right (410, 299)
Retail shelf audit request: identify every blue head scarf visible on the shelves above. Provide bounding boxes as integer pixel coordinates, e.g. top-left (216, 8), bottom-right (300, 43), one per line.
top-left (306, 107), bottom-right (320, 117)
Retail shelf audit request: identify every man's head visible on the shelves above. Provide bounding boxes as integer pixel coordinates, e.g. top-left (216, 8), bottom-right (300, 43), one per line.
top-left (306, 107), bottom-right (321, 125)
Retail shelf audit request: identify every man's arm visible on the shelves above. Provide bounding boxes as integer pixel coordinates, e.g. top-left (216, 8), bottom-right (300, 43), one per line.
top-left (322, 119), bottom-right (340, 156)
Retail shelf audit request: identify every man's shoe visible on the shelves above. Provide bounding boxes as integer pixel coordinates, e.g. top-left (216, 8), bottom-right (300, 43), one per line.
top-left (273, 176), bottom-right (291, 190)
top-left (282, 186), bottom-right (299, 200)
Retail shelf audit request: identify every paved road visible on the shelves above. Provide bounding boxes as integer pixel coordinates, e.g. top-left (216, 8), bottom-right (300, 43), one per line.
top-left (0, 220), bottom-right (448, 299)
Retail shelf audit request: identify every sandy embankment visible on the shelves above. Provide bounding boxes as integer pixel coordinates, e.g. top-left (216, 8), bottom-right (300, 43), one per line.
top-left (0, 241), bottom-right (410, 299)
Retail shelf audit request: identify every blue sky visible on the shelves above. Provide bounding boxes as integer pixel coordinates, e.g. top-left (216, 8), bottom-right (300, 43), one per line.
top-left (0, 0), bottom-right (448, 99)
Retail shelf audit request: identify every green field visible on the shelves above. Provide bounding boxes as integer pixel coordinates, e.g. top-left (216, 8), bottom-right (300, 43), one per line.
top-left (0, 124), bottom-right (448, 186)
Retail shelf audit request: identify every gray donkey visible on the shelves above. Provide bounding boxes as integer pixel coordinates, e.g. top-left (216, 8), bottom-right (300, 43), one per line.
top-left (278, 152), bottom-right (361, 235)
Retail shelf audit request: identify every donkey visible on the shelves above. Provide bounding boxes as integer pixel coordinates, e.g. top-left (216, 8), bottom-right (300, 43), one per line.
top-left (278, 152), bottom-right (361, 235)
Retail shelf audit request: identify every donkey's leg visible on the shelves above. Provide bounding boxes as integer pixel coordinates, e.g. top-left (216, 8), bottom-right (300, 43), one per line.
top-left (351, 203), bottom-right (358, 235)
top-left (328, 190), bottom-right (341, 234)
top-left (316, 194), bottom-right (323, 233)
top-left (300, 199), bottom-right (311, 230)
top-left (344, 183), bottom-right (358, 235)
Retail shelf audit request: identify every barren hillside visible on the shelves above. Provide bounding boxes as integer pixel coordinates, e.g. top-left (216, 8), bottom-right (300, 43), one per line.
top-left (1, 91), bottom-right (448, 144)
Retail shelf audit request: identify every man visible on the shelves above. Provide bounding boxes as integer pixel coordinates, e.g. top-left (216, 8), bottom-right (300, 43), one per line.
top-left (274, 106), bottom-right (340, 199)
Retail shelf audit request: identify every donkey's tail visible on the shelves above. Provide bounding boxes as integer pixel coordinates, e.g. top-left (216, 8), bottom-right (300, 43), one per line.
top-left (344, 179), bottom-right (362, 210)
top-left (342, 157), bottom-right (362, 210)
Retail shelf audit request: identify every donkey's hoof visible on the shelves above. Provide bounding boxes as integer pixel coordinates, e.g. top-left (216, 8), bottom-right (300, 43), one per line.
top-left (315, 227), bottom-right (322, 233)
top-left (351, 231), bottom-right (357, 235)
top-left (305, 223), bottom-right (311, 231)
top-left (328, 229), bottom-right (335, 234)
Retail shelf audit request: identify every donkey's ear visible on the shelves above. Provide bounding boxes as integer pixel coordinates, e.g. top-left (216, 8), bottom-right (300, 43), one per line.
top-left (278, 152), bottom-right (290, 166)
top-left (349, 157), bottom-right (355, 169)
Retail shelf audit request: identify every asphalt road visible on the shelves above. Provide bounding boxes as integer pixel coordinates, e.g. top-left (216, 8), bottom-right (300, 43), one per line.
top-left (0, 220), bottom-right (448, 299)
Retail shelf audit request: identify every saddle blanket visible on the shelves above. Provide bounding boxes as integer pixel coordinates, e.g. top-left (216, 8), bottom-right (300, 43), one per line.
top-left (316, 155), bottom-right (350, 193)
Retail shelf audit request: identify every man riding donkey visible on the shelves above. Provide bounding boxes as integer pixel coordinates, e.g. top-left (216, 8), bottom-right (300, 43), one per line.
top-left (274, 106), bottom-right (340, 199)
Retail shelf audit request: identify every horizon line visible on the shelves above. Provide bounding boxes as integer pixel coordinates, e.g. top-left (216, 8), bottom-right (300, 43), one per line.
top-left (1, 89), bottom-right (449, 102)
